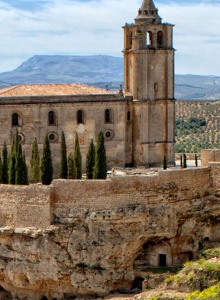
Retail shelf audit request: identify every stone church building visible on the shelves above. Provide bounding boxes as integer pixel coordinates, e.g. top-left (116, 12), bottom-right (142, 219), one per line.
top-left (0, 0), bottom-right (175, 177)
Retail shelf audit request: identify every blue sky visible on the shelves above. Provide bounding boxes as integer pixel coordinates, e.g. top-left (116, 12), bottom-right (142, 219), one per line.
top-left (0, 0), bottom-right (220, 75)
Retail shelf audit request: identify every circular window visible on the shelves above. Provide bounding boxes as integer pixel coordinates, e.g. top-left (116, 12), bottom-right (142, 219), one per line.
top-left (14, 133), bottom-right (25, 144)
top-left (49, 134), bottom-right (55, 141)
top-left (104, 130), bottom-right (114, 141)
top-left (48, 132), bottom-right (58, 142)
top-left (105, 131), bottom-right (111, 138)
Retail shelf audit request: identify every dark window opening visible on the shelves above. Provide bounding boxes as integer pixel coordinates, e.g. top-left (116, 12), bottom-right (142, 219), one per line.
top-left (132, 277), bottom-right (144, 290)
top-left (157, 31), bottom-right (163, 48)
top-left (12, 113), bottom-right (19, 126)
top-left (129, 32), bottom-right (132, 49)
top-left (77, 110), bottom-right (84, 124)
top-left (105, 131), bottom-right (111, 138)
top-left (49, 133), bottom-right (55, 141)
top-left (127, 111), bottom-right (131, 121)
top-left (159, 254), bottom-right (167, 267)
top-left (48, 111), bottom-right (55, 125)
top-left (188, 252), bottom-right (193, 260)
top-left (105, 109), bottom-right (113, 123)
top-left (204, 237), bottom-right (210, 242)
top-left (154, 82), bottom-right (158, 92)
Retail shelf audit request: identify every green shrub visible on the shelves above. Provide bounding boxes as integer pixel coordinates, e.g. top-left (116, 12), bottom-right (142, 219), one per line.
top-left (186, 283), bottom-right (220, 300)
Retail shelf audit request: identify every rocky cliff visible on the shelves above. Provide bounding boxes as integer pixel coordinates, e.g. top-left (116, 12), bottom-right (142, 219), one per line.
top-left (0, 165), bottom-right (219, 299)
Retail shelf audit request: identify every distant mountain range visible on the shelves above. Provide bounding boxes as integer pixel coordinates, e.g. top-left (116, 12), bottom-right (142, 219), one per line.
top-left (0, 54), bottom-right (220, 100)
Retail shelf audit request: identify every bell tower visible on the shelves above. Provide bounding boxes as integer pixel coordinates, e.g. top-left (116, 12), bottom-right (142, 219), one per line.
top-left (123, 0), bottom-right (175, 166)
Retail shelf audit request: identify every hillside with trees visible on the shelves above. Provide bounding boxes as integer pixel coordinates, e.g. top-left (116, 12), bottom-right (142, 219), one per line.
top-left (175, 100), bottom-right (220, 153)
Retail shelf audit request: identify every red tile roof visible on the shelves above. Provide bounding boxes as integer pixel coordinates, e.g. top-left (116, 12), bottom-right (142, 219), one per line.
top-left (0, 84), bottom-right (113, 97)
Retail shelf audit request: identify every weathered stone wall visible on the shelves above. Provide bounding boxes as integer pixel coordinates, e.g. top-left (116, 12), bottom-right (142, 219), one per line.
top-left (0, 184), bottom-right (51, 228)
top-left (201, 149), bottom-right (220, 167)
top-left (0, 166), bottom-right (213, 230)
top-left (51, 167), bottom-right (210, 221)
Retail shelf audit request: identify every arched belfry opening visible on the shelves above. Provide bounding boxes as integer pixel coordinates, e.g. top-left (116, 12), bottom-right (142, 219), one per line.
top-left (146, 31), bottom-right (153, 46)
top-left (157, 31), bottom-right (163, 48)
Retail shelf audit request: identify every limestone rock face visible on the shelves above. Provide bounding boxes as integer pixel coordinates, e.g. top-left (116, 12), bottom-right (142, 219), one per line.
top-left (0, 188), bottom-right (219, 299)
top-left (0, 165), bottom-right (219, 299)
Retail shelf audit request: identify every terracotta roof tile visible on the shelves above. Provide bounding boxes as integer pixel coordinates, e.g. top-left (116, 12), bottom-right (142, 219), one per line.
top-left (0, 84), bottom-right (113, 97)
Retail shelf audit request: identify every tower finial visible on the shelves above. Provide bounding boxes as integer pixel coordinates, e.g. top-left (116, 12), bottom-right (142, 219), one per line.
top-left (135, 0), bottom-right (162, 24)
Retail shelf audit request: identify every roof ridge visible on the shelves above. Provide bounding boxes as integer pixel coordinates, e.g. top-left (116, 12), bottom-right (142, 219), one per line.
top-left (0, 85), bottom-right (21, 95)
top-left (0, 83), bottom-right (114, 97)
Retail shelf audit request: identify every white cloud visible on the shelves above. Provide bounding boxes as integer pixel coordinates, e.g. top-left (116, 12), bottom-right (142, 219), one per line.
top-left (0, 0), bottom-right (220, 76)
top-left (160, 2), bottom-right (220, 75)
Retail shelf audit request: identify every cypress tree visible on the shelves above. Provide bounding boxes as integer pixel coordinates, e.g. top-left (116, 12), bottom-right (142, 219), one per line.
top-left (93, 131), bottom-right (107, 179)
top-left (74, 134), bottom-right (82, 179)
top-left (60, 131), bottom-right (68, 179)
top-left (86, 139), bottom-right (95, 179)
top-left (30, 138), bottom-right (40, 182)
top-left (0, 156), bottom-right (3, 183)
top-left (22, 154), bottom-right (28, 185)
top-left (2, 141), bottom-right (8, 184)
top-left (15, 142), bottom-right (25, 185)
top-left (67, 152), bottom-right (76, 179)
top-left (195, 153), bottom-right (198, 167)
top-left (9, 154), bottom-right (16, 184)
top-left (41, 135), bottom-right (53, 185)
top-left (163, 155), bottom-right (167, 170)
top-left (9, 130), bottom-right (19, 184)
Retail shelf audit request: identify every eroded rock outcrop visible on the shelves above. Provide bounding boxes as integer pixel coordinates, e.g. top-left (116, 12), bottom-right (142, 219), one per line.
top-left (0, 165), bottom-right (219, 299)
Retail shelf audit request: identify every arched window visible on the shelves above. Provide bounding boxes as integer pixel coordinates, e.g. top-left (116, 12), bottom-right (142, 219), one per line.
top-left (48, 111), bottom-right (56, 125)
top-left (127, 111), bottom-right (131, 121)
top-left (157, 31), bottom-right (163, 48)
top-left (12, 113), bottom-right (19, 126)
top-left (146, 31), bottom-right (152, 46)
top-left (105, 109), bottom-right (113, 123)
top-left (77, 110), bottom-right (84, 124)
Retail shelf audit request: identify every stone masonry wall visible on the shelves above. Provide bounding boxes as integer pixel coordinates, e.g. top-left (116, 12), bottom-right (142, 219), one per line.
top-left (201, 149), bottom-right (220, 167)
top-left (52, 167), bottom-right (211, 223)
top-left (0, 166), bottom-right (214, 229)
top-left (0, 184), bottom-right (51, 228)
